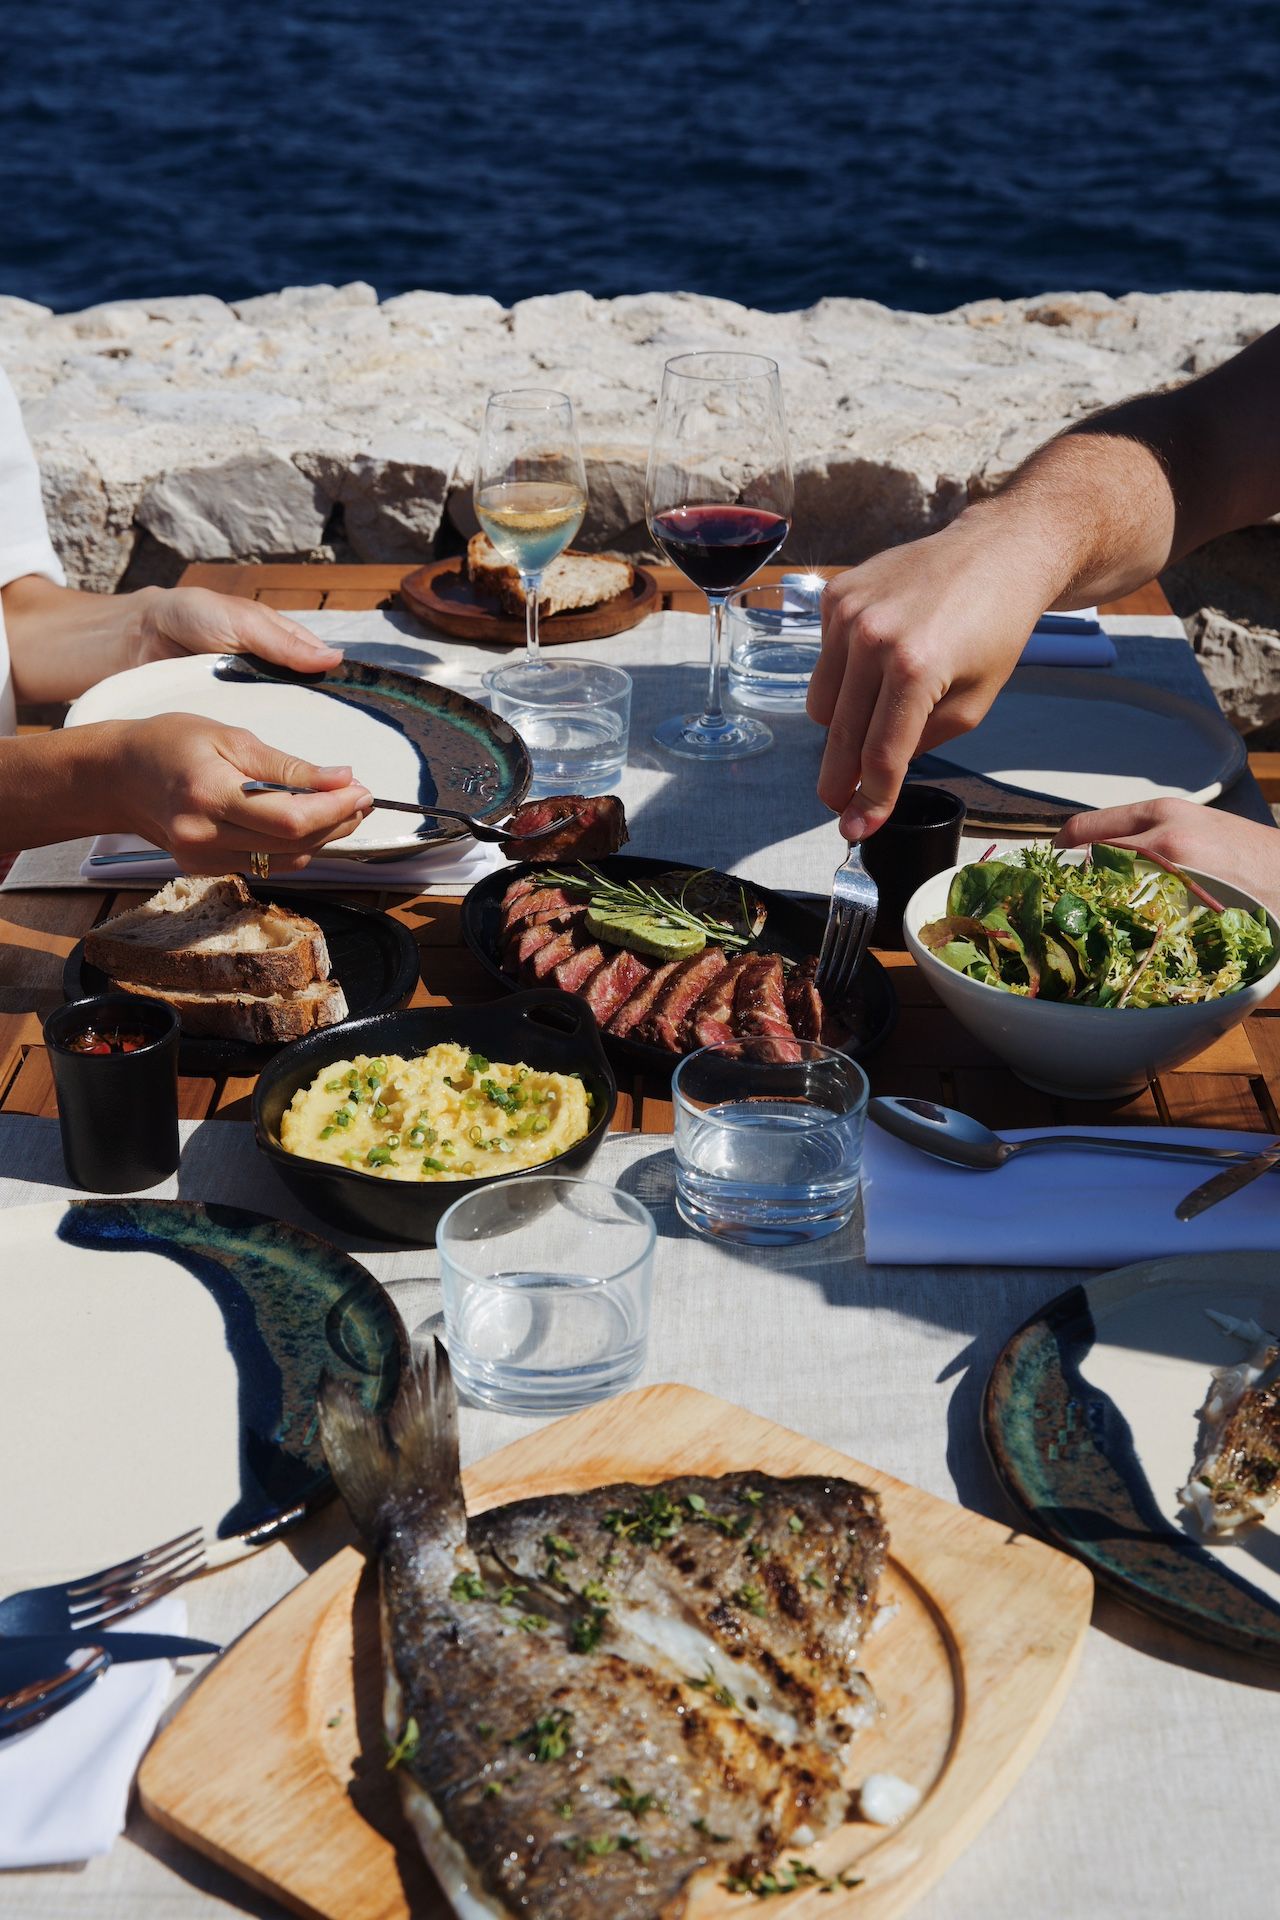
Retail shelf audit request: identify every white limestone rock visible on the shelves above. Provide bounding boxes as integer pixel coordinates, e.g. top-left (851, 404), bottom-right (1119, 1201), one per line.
top-left (139, 451), bottom-right (329, 559)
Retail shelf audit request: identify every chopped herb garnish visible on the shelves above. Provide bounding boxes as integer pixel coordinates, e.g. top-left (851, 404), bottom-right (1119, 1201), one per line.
top-left (482, 1077), bottom-right (523, 1114)
top-left (609, 1777), bottom-right (663, 1819)
top-left (685, 1492), bottom-right (708, 1513)
top-left (483, 1780), bottom-right (503, 1798)
top-left (513, 1709), bottom-right (574, 1762)
top-left (544, 1533), bottom-right (578, 1560)
top-left (325, 1709), bottom-right (344, 1727)
top-left (385, 1717), bottom-right (420, 1770)
top-left (422, 1156), bottom-right (447, 1173)
top-left (692, 1816), bottom-right (731, 1843)
top-left (747, 1539), bottom-right (768, 1562)
top-left (571, 1606), bottom-right (608, 1653)
top-left (734, 1582), bottom-right (768, 1617)
top-left (787, 1514), bottom-right (805, 1535)
top-left (517, 1613), bottom-right (550, 1633)
top-left (466, 1052), bottom-right (490, 1072)
top-left (450, 1571), bottom-right (487, 1601)
top-left (687, 1665), bottom-right (737, 1710)
top-left (580, 1579), bottom-right (611, 1605)
top-left (738, 1488), bottom-right (765, 1507)
top-left (564, 1834), bottom-right (619, 1860)
top-left (603, 1488), bottom-right (684, 1547)
top-left (556, 1798), bottom-right (575, 1819)
top-left (725, 1861), bottom-right (864, 1897)
top-left (804, 1569), bottom-right (827, 1590)
top-left (495, 1583), bottom-right (526, 1608)
top-left (474, 1721), bottom-right (494, 1739)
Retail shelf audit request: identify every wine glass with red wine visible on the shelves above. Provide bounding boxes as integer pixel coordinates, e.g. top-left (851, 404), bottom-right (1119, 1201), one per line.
top-left (646, 352), bottom-right (793, 760)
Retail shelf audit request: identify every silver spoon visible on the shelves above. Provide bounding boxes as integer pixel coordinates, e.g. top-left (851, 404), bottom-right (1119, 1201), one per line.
top-left (868, 1095), bottom-right (1269, 1171)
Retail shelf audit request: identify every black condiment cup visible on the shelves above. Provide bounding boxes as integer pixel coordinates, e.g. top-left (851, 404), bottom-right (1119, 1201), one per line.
top-left (44, 993), bottom-right (181, 1192)
top-left (861, 783), bottom-right (967, 950)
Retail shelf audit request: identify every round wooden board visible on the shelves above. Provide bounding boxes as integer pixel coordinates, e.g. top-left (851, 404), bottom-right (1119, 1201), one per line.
top-left (399, 556), bottom-right (661, 645)
top-left (139, 1384), bottom-right (1092, 1920)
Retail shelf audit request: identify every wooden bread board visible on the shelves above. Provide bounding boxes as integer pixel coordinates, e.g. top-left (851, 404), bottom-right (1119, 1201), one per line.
top-left (139, 1383), bottom-right (1092, 1920)
top-left (399, 556), bottom-right (660, 644)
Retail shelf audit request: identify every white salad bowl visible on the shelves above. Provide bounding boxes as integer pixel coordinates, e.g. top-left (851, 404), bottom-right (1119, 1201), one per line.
top-left (903, 857), bottom-right (1280, 1098)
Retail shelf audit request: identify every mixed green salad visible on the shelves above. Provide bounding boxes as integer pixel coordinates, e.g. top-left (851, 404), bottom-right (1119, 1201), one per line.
top-left (919, 844), bottom-right (1275, 1007)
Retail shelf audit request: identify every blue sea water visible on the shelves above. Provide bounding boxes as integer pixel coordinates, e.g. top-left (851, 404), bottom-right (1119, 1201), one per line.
top-left (3, 0), bottom-right (1279, 315)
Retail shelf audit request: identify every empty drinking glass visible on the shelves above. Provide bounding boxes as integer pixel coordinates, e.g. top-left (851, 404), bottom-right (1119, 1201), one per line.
top-left (436, 1175), bottom-right (656, 1413)
top-left (673, 1039), bottom-right (869, 1245)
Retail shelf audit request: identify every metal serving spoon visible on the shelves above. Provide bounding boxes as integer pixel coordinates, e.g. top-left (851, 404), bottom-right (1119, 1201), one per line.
top-left (867, 1095), bottom-right (1269, 1172)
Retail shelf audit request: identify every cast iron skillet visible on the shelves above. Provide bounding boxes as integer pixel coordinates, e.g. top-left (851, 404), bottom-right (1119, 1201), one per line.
top-left (252, 990), bottom-right (617, 1249)
top-left (460, 855), bottom-right (898, 1079)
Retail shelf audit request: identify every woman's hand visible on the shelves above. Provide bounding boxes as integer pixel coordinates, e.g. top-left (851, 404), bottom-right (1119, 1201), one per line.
top-left (1055, 798), bottom-right (1280, 917)
top-left (130, 586), bottom-right (343, 676)
top-left (808, 521), bottom-right (1049, 841)
top-left (114, 715), bottom-right (373, 873)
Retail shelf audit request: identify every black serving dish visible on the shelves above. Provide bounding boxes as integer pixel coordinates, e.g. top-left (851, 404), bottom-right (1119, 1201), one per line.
top-left (460, 855), bottom-right (898, 1079)
top-left (64, 886), bottom-right (421, 1077)
top-left (252, 990), bottom-right (618, 1248)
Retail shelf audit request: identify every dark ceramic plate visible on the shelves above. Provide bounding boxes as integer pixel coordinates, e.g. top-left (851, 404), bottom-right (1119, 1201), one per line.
top-left (63, 887), bottom-right (421, 1077)
top-left (460, 855), bottom-right (898, 1078)
top-left (984, 1251), bottom-right (1280, 1664)
top-left (252, 990), bottom-right (618, 1248)
top-left (0, 1199), bottom-right (404, 1573)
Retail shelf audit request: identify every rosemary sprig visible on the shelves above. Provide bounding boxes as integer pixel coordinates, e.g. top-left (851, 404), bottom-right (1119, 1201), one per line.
top-left (540, 867), bottom-right (755, 952)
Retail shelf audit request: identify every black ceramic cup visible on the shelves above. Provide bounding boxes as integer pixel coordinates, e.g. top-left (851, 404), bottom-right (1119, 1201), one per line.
top-left (861, 783), bottom-right (967, 950)
top-left (44, 993), bottom-right (181, 1192)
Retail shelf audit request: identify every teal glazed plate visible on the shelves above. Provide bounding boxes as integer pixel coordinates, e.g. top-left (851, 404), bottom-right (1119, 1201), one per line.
top-left (985, 1251), bottom-right (1280, 1663)
top-left (0, 1200), bottom-right (405, 1589)
top-left (64, 652), bottom-right (532, 859)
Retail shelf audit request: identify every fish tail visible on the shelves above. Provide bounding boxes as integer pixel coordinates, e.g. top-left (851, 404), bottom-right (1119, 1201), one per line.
top-left (318, 1338), bottom-right (465, 1547)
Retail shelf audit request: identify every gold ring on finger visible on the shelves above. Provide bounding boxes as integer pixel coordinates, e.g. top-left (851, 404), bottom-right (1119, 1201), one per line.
top-left (249, 850), bottom-right (271, 880)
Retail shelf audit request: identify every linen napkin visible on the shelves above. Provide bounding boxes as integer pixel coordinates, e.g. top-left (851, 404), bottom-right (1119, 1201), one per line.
top-left (863, 1123), bottom-right (1280, 1266)
top-left (81, 834), bottom-right (504, 890)
top-left (0, 1593), bottom-right (189, 1867)
top-left (1021, 609), bottom-right (1116, 668)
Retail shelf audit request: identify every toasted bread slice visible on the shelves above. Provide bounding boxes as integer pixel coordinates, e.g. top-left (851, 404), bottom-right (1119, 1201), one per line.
top-left (111, 976), bottom-right (350, 1045)
top-left (466, 533), bottom-right (633, 618)
top-left (85, 874), bottom-right (331, 994)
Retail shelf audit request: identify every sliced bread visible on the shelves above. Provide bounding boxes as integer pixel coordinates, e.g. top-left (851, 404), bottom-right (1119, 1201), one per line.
top-left (466, 533), bottom-right (633, 618)
top-left (85, 874), bottom-right (331, 994)
top-left (111, 976), bottom-right (350, 1045)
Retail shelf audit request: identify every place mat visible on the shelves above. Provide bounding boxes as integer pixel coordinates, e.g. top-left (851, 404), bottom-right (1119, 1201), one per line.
top-left (863, 1123), bottom-right (1280, 1265)
top-left (4, 1111), bottom-right (1280, 1919)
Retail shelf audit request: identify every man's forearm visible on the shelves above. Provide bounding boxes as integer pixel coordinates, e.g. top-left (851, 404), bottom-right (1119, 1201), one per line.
top-left (1, 576), bottom-right (157, 703)
top-left (0, 722), bottom-right (133, 853)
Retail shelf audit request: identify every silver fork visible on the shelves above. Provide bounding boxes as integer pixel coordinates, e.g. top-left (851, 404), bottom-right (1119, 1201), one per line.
top-left (0, 1526), bottom-right (207, 1636)
top-left (816, 841), bottom-right (879, 1003)
top-left (239, 782), bottom-right (578, 846)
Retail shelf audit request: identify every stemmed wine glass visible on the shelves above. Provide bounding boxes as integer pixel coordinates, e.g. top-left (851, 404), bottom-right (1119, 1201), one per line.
top-left (646, 352), bottom-right (793, 760)
top-left (474, 389), bottom-right (588, 703)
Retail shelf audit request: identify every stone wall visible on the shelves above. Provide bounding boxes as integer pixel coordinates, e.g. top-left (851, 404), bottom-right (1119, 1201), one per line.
top-left (3, 281), bottom-right (1279, 727)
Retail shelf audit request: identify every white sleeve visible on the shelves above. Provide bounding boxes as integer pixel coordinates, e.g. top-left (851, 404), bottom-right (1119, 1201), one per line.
top-left (0, 364), bottom-right (66, 590)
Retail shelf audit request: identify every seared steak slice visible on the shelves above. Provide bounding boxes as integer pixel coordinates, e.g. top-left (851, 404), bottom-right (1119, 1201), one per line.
top-left (500, 884), bottom-right (581, 933)
top-left (527, 928), bottom-right (582, 982)
top-left (636, 947), bottom-right (729, 1052)
top-left (583, 949), bottom-right (652, 1025)
top-left (501, 795), bottom-right (629, 863)
top-left (508, 906), bottom-right (588, 974)
top-left (553, 944), bottom-right (607, 994)
top-left (783, 955), bottom-right (824, 1042)
top-left (690, 951), bottom-right (757, 1049)
top-left (732, 953), bottom-right (801, 1060)
top-left (607, 960), bottom-right (682, 1038)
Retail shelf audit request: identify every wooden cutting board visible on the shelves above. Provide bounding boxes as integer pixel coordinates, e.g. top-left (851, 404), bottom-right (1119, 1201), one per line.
top-left (139, 1384), bottom-right (1092, 1920)
top-left (400, 556), bottom-right (660, 644)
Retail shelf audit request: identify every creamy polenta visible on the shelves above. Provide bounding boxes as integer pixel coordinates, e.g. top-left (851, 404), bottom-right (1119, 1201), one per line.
top-left (280, 1043), bottom-right (591, 1182)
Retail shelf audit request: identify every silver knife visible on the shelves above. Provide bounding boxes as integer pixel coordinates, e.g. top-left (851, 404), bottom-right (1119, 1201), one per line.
top-left (0, 1631), bottom-right (220, 1693)
top-left (1175, 1139), bottom-right (1280, 1221)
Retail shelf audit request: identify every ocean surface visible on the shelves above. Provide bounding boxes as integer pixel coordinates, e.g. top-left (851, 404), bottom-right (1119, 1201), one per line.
top-left (4, 0), bottom-right (1280, 315)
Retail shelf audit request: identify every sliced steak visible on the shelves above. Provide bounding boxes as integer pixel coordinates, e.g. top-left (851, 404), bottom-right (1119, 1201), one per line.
top-left (527, 928), bottom-right (583, 983)
top-left (636, 947), bottom-right (730, 1052)
top-left (732, 952), bottom-right (801, 1061)
top-left (784, 955), bottom-right (825, 1042)
top-left (607, 960), bottom-right (683, 1038)
top-left (553, 944), bottom-right (607, 994)
top-left (690, 951), bottom-right (758, 1048)
top-left (501, 795), bottom-right (629, 863)
top-left (507, 906), bottom-right (588, 975)
top-left (500, 884), bottom-right (581, 933)
top-left (583, 949), bottom-right (652, 1026)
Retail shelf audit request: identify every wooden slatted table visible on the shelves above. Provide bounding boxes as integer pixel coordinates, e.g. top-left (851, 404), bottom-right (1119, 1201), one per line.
top-left (4, 563), bottom-right (1277, 1142)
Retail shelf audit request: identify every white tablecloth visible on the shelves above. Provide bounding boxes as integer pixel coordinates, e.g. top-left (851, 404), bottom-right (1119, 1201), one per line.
top-left (2, 1113), bottom-right (1278, 1920)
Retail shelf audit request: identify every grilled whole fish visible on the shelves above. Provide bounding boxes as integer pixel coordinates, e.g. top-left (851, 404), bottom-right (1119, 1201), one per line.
top-left (319, 1345), bottom-right (887, 1918)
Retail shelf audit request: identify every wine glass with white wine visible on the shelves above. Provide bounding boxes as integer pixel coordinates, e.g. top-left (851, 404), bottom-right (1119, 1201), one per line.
top-left (474, 389), bottom-right (588, 703)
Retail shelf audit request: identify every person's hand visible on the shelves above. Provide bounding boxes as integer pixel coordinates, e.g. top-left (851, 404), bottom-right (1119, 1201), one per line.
top-left (1055, 798), bottom-right (1280, 917)
top-left (808, 524), bottom-right (1049, 841)
top-left (130, 586), bottom-right (343, 676)
top-left (112, 715), bottom-right (373, 874)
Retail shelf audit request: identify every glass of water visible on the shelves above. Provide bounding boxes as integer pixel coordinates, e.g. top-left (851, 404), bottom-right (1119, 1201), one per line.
top-left (725, 576), bottom-right (825, 711)
top-left (436, 1175), bottom-right (655, 1413)
top-left (483, 659), bottom-right (631, 794)
top-left (672, 1039), bottom-right (869, 1245)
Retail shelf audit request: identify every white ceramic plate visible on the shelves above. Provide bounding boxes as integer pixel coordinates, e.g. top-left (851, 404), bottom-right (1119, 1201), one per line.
top-left (940, 667), bottom-right (1246, 808)
top-left (0, 1200), bottom-right (403, 1591)
top-left (65, 654), bottom-right (531, 857)
top-left (987, 1252), bottom-right (1280, 1660)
